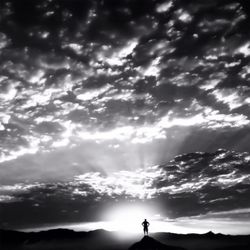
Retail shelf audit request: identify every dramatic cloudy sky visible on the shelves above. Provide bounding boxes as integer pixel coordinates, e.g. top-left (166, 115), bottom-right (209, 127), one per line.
top-left (0, 0), bottom-right (250, 234)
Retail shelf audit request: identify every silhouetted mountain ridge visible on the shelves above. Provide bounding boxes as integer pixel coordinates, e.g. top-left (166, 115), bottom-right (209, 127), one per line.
top-left (0, 228), bottom-right (113, 245)
top-left (1, 228), bottom-right (250, 250)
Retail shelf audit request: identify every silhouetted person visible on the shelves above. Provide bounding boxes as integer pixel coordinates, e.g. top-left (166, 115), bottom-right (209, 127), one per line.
top-left (142, 219), bottom-right (150, 235)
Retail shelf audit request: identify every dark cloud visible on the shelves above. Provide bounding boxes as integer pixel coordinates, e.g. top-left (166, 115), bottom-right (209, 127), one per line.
top-left (1, 149), bottom-right (250, 228)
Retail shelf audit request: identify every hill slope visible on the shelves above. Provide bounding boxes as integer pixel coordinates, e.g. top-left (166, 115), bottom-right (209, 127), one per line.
top-left (129, 236), bottom-right (186, 250)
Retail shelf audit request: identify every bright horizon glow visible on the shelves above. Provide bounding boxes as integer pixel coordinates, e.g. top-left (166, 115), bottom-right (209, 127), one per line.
top-left (21, 218), bottom-right (250, 236)
top-left (102, 204), bottom-right (156, 234)
top-left (19, 205), bottom-right (250, 235)
top-left (20, 208), bottom-right (250, 236)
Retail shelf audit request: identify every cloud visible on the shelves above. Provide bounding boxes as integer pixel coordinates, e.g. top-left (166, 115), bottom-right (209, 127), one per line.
top-left (156, 1), bottom-right (173, 13)
top-left (0, 0), bottom-right (250, 166)
top-left (70, 149), bottom-right (250, 201)
top-left (1, 149), bottom-right (250, 228)
top-left (74, 166), bottom-right (161, 199)
top-left (212, 88), bottom-right (250, 110)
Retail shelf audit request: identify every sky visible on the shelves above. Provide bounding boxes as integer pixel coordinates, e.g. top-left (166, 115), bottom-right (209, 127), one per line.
top-left (0, 0), bottom-right (250, 235)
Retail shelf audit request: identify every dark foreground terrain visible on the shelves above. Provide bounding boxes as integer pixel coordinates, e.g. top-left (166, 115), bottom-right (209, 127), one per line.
top-left (1, 229), bottom-right (250, 250)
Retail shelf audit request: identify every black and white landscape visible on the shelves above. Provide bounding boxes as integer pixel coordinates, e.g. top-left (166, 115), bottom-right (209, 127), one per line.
top-left (0, 0), bottom-right (250, 249)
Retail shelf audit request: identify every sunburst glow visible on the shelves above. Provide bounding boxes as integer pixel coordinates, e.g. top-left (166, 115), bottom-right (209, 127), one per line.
top-left (102, 204), bottom-right (157, 234)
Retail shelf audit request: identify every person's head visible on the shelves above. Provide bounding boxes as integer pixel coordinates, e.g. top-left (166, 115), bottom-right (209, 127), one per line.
top-left (144, 219), bottom-right (147, 221)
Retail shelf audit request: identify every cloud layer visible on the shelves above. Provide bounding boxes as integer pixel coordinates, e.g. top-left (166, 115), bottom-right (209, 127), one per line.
top-left (0, 0), bottom-right (250, 167)
top-left (1, 149), bottom-right (250, 229)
